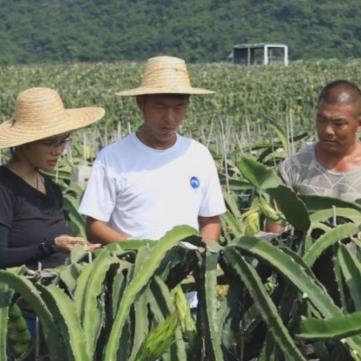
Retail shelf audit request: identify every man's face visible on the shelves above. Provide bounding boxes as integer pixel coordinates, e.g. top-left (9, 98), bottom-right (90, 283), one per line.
top-left (137, 94), bottom-right (188, 149)
top-left (316, 101), bottom-right (361, 155)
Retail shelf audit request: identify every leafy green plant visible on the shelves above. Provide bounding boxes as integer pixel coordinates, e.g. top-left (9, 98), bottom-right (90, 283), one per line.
top-left (5, 146), bottom-right (361, 361)
top-left (0, 226), bottom-right (199, 361)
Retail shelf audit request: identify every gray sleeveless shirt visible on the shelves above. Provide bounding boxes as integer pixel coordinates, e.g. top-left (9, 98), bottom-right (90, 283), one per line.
top-left (279, 143), bottom-right (361, 202)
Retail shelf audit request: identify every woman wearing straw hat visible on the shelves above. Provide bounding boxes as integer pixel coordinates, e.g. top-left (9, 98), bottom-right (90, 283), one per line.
top-left (79, 56), bottom-right (226, 246)
top-left (0, 87), bottom-right (104, 269)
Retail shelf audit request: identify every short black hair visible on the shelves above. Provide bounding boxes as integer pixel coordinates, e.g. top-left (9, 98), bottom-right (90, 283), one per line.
top-left (317, 80), bottom-right (361, 117)
top-left (137, 93), bottom-right (190, 100)
top-left (318, 80), bottom-right (361, 105)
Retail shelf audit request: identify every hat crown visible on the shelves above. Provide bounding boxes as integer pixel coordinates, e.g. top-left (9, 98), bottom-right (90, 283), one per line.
top-left (14, 87), bottom-right (66, 126)
top-left (116, 55), bottom-right (214, 96)
top-left (140, 56), bottom-right (192, 91)
top-left (0, 87), bottom-right (105, 149)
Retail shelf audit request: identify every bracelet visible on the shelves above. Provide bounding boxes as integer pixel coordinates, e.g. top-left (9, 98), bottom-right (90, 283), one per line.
top-left (38, 238), bottom-right (57, 256)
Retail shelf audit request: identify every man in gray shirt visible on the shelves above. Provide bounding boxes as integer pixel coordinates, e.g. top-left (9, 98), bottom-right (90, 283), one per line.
top-left (267, 80), bottom-right (361, 235)
top-left (281, 79), bottom-right (361, 202)
top-left (273, 80), bottom-right (361, 303)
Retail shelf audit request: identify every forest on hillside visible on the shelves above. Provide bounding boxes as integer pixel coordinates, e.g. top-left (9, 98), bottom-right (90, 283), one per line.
top-left (0, 0), bottom-right (360, 64)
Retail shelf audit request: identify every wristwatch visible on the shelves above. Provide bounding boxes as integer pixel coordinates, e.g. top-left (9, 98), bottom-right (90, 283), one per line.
top-left (38, 238), bottom-right (57, 256)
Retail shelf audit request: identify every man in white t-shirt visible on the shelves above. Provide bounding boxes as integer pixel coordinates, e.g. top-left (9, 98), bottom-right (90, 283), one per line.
top-left (79, 56), bottom-right (226, 244)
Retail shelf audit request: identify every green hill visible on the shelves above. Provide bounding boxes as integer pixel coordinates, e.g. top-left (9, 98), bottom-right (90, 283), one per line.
top-left (0, 0), bottom-right (360, 64)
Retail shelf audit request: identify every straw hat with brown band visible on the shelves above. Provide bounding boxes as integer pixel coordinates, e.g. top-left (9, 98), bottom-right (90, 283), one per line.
top-left (117, 56), bottom-right (215, 96)
top-left (0, 87), bottom-right (105, 149)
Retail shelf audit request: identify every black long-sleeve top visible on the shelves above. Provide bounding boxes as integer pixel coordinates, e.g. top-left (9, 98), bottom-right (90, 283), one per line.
top-left (0, 166), bottom-right (71, 268)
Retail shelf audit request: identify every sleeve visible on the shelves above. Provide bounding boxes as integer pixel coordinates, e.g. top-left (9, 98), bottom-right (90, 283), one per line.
top-left (199, 149), bottom-right (227, 217)
top-left (278, 158), bottom-right (295, 190)
top-left (78, 159), bottom-right (117, 222)
top-left (0, 179), bottom-right (58, 268)
top-left (0, 184), bottom-right (15, 229)
top-left (0, 222), bottom-right (56, 269)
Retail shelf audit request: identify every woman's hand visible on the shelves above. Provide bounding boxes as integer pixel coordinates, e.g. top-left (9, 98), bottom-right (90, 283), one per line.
top-left (54, 235), bottom-right (101, 253)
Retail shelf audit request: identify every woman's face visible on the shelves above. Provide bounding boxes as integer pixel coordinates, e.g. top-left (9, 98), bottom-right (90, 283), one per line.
top-left (19, 133), bottom-right (70, 171)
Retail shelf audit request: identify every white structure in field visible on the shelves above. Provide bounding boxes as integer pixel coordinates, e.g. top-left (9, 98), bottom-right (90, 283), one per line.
top-left (232, 43), bottom-right (289, 66)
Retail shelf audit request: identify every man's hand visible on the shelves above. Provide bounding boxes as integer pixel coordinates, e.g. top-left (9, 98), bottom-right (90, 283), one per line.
top-left (264, 218), bottom-right (285, 234)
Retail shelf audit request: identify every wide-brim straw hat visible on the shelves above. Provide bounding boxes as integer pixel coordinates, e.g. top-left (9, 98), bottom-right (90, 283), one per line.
top-left (0, 87), bottom-right (105, 149)
top-left (117, 56), bottom-right (214, 96)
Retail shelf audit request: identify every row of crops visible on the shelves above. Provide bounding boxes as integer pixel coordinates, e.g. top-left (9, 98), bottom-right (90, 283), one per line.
top-left (4, 157), bottom-right (361, 361)
top-left (2, 60), bottom-right (361, 360)
top-left (1, 58), bottom-right (361, 156)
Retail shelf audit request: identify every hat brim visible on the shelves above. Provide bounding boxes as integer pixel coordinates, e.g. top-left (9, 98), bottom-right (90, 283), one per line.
top-left (116, 86), bottom-right (215, 96)
top-left (0, 107), bottom-right (105, 149)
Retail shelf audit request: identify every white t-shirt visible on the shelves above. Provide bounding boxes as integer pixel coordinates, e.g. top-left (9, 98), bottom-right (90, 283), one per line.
top-left (79, 133), bottom-right (226, 240)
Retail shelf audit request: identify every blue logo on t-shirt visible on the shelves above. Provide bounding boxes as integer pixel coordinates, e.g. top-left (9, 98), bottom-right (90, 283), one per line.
top-left (190, 176), bottom-right (200, 189)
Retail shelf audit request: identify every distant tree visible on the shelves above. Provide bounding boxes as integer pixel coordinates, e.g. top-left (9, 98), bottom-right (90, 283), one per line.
top-left (0, 0), bottom-right (361, 64)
